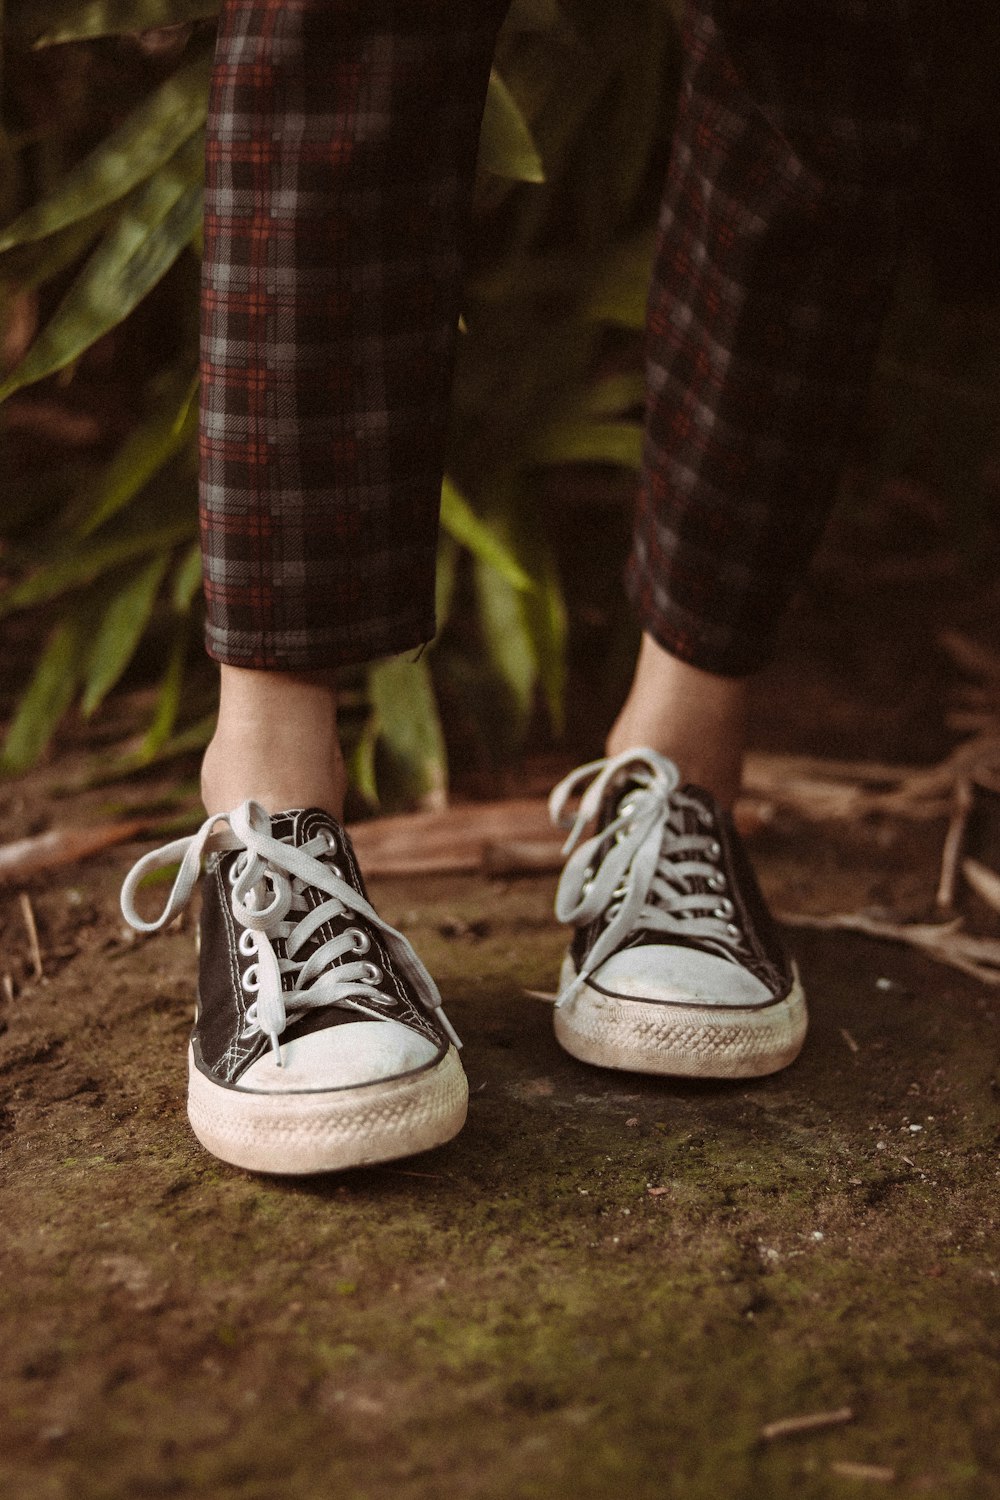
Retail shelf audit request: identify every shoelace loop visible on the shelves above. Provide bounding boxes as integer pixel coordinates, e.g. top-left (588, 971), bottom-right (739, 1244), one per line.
top-left (549, 750), bottom-right (747, 1006)
top-left (120, 801), bottom-right (461, 1061)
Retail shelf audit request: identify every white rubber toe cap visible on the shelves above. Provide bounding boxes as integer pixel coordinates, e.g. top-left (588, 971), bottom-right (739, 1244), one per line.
top-left (591, 944), bottom-right (773, 1007)
top-left (236, 1020), bottom-right (441, 1093)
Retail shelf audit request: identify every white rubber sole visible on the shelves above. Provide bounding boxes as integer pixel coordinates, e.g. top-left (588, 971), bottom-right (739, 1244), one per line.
top-left (553, 957), bottom-right (807, 1079)
top-left (187, 1044), bottom-right (469, 1175)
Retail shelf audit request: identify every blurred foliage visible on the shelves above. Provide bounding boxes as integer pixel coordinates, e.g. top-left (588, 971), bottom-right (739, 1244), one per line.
top-left (0, 0), bottom-right (679, 802)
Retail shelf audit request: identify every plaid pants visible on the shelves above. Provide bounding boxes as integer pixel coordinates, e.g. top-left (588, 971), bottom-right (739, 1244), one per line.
top-left (200, 0), bottom-right (929, 677)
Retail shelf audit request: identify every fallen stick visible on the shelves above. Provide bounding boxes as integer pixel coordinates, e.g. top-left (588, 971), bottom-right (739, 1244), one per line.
top-left (349, 798), bottom-right (560, 877)
top-left (760, 1407), bottom-right (855, 1442)
top-left (962, 857), bottom-right (1000, 914)
top-left (935, 777), bottom-right (972, 909)
top-left (778, 910), bottom-right (1000, 986)
top-left (19, 893), bottom-right (43, 980)
top-left (828, 1461), bottom-right (896, 1484)
top-left (0, 820), bottom-right (148, 886)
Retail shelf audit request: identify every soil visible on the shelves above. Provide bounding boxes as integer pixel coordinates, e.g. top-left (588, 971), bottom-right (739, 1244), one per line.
top-left (2, 483), bottom-right (1000, 1499)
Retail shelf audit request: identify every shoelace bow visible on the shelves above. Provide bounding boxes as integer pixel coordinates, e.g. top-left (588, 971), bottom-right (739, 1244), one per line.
top-left (549, 749), bottom-right (747, 1006)
top-left (120, 801), bottom-right (461, 1062)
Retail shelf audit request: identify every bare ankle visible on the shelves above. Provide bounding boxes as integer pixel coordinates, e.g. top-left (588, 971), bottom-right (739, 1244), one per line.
top-left (201, 666), bottom-right (347, 819)
top-left (606, 634), bottom-right (748, 808)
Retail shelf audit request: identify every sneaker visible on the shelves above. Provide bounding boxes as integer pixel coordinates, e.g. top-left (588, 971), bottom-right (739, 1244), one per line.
top-left (120, 802), bottom-right (468, 1174)
top-left (548, 749), bottom-right (806, 1078)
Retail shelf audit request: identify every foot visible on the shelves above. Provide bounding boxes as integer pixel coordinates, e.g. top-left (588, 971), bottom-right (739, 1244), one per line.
top-left (121, 802), bottom-right (467, 1173)
top-left (548, 749), bottom-right (806, 1078)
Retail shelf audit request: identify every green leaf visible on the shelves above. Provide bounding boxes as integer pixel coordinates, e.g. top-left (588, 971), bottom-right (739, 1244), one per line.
top-left (520, 541), bottom-right (566, 733)
top-left (8, 0), bottom-right (220, 47)
top-left (529, 419), bottom-right (643, 469)
top-left (0, 205), bottom-right (112, 292)
top-left (0, 615), bottom-right (88, 772)
top-left (440, 477), bottom-right (532, 590)
top-left (0, 517), bottom-right (196, 615)
top-left (474, 512), bottom-right (567, 737)
top-left (171, 540), bottom-right (203, 614)
top-left (434, 534), bottom-right (460, 632)
top-left (80, 553), bottom-right (170, 716)
top-left (478, 70), bottom-right (545, 184)
top-left (584, 233), bottom-right (656, 329)
top-left (348, 715), bottom-right (380, 808)
top-left (0, 51), bottom-right (211, 249)
top-left (475, 558), bottom-right (537, 730)
top-left (139, 617), bottom-right (188, 760)
top-left (586, 371), bottom-right (645, 419)
top-left (0, 136), bottom-right (204, 399)
top-left (91, 710), bottom-right (213, 783)
top-left (77, 371), bottom-right (198, 535)
top-left (368, 655), bottom-right (448, 810)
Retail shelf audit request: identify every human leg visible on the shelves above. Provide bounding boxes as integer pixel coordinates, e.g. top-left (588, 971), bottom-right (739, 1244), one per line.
top-left (123, 0), bottom-right (509, 1173)
top-left (626, 0), bottom-right (930, 693)
top-left (553, 0), bottom-right (932, 1075)
top-left (198, 0), bottom-right (509, 821)
top-left (608, 0), bottom-right (931, 809)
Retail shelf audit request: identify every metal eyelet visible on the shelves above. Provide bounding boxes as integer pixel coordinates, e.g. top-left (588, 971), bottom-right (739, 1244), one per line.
top-left (241, 964), bottom-right (259, 993)
top-left (726, 922), bottom-right (740, 937)
top-left (699, 808), bottom-right (714, 828)
top-left (708, 841), bottom-right (722, 860)
top-left (348, 928), bottom-right (370, 956)
top-left (238, 929), bottom-right (257, 956)
top-left (714, 899), bottom-right (734, 919)
top-left (604, 901), bottom-right (622, 923)
top-left (362, 961), bottom-right (382, 985)
top-left (227, 856), bottom-right (247, 887)
top-left (321, 830), bottom-right (338, 852)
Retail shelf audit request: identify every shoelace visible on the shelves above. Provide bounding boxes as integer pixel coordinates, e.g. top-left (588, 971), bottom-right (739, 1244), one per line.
top-left (549, 749), bottom-right (746, 1006)
top-left (120, 800), bottom-right (461, 1062)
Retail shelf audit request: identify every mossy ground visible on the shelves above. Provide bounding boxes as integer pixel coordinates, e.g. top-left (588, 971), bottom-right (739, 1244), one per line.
top-left (1, 806), bottom-right (998, 1500)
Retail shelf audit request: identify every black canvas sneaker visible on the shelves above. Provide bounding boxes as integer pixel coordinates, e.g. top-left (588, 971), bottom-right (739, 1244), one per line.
top-left (121, 802), bottom-right (468, 1174)
top-left (548, 749), bottom-right (806, 1077)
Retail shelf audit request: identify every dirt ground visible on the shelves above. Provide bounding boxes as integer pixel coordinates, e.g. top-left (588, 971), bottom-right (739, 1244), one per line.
top-left (2, 485), bottom-right (1000, 1499)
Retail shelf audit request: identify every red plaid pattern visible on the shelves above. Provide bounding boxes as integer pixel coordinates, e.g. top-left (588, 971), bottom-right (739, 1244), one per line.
top-left (200, 0), bottom-right (508, 669)
top-left (201, 0), bottom-right (931, 676)
top-left (626, 0), bottom-right (930, 674)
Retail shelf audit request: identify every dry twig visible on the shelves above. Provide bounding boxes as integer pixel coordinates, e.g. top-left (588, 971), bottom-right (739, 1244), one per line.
top-left (18, 893), bottom-right (43, 980)
top-left (936, 777), bottom-right (973, 910)
top-left (829, 1461), bottom-right (896, 1483)
top-left (961, 858), bottom-right (1000, 914)
top-left (0, 820), bottom-right (147, 886)
top-left (760, 1407), bottom-right (855, 1442)
top-left (778, 910), bottom-right (1000, 986)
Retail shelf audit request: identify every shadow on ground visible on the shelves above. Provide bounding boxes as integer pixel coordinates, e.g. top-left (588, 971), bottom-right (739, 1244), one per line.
top-left (1, 807), bottom-right (998, 1500)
